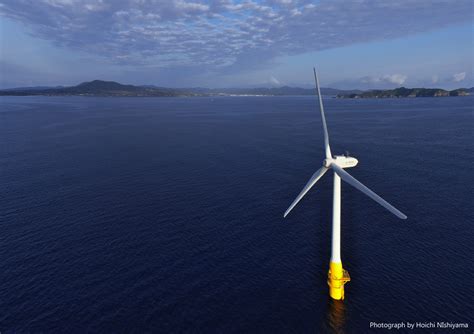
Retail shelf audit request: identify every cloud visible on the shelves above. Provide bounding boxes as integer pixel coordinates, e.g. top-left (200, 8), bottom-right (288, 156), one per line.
top-left (383, 74), bottom-right (407, 85)
top-left (269, 75), bottom-right (281, 85)
top-left (452, 72), bottom-right (466, 82)
top-left (431, 75), bottom-right (439, 84)
top-left (1, 0), bottom-right (472, 75)
top-left (362, 74), bottom-right (407, 86)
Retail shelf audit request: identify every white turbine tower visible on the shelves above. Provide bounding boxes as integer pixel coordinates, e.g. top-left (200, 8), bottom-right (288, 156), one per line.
top-left (284, 68), bottom-right (407, 300)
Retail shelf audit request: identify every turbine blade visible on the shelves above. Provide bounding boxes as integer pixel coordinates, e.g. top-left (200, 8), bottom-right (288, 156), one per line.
top-left (284, 166), bottom-right (328, 218)
top-left (331, 164), bottom-right (407, 219)
top-left (313, 67), bottom-right (332, 159)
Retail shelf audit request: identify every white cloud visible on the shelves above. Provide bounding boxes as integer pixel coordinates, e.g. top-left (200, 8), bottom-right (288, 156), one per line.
top-left (43, 0), bottom-right (74, 7)
top-left (0, 0), bottom-right (472, 74)
top-left (269, 75), bottom-right (281, 85)
top-left (431, 75), bottom-right (439, 84)
top-left (174, 1), bottom-right (209, 13)
top-left (362, 74), bottom-right (407, 86)
top-left (452, 72), bottom-right (466, 82)
top-left (382, 74), bottom-right (407, 85)
top-left (290, 8), bottom-right (301, 16)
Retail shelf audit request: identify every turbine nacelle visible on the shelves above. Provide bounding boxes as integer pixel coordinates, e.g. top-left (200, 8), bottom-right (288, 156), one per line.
top-left (324, 155), bottom-right (358, 169)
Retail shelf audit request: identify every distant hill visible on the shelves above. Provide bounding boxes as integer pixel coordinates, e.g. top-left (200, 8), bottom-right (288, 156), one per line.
top-left (0, 80), bottom-right (182, 97)
top-left (0, 80), bottom-right (360, 97)
top-left (338, 87), bottom-right (471, 99)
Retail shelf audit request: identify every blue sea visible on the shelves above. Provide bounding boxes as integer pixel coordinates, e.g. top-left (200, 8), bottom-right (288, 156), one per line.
top-left (0, 96), bottom-right (473, 333)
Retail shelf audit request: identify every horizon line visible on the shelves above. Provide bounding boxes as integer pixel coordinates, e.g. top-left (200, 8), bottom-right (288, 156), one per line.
top-left (1, 79), bottom-right (473, 92)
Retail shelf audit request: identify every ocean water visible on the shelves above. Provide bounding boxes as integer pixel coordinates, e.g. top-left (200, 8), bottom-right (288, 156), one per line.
top-left (0, 96), bottom-right (472, 333)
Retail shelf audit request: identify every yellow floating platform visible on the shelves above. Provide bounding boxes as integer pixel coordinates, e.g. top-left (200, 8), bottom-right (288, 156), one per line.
top-left (328, 262), bottom-right (351, 300)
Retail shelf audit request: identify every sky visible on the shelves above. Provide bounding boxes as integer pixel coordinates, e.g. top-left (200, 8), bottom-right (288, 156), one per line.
top-left (0, 0), bottom-right (473, 89)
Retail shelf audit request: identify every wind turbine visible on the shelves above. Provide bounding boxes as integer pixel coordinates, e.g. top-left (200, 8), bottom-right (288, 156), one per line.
top-left (284, 68), bottom-right (407, 300)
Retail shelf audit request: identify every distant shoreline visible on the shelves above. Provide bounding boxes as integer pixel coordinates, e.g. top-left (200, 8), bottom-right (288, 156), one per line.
top-left (337, 87), bottom-right (471, 99)
top-left (2, 94), bottom-right (472, 99)
top-left (1, 80), bottom-right (472, 98)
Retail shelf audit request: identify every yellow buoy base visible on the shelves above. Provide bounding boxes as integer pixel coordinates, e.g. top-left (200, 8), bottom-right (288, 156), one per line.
top-left (328, 261), bottom-right (351, 300)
